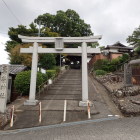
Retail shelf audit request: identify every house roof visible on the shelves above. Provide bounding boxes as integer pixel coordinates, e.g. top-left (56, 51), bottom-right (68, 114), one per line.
top-left (105, 41), bottom-right (133, 50)
top-left (0, 65), bottom-right (27, 75)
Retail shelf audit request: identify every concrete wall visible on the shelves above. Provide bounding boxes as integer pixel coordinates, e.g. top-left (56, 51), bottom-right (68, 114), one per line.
top-left (89, 53), bottom-right (123, 70)
top-left (88, 54), bottom-right (108, 69)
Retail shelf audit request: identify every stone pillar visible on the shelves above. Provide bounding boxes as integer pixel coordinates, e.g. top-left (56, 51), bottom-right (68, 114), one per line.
top-left (24, 42), bottom-right (39, 105)
top-left (79, 42), bottom-right (89, 106)
top-left (0, 65), bottom-right (9, 113)
top-left (124, 64), bottom-right (132, 87)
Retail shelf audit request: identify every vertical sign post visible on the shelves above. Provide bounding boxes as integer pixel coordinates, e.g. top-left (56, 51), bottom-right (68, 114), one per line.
top-left (0, 64), bottom-right (9, 113)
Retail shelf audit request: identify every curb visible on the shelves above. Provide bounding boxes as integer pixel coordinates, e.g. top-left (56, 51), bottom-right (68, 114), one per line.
top-left (0, 116), bottom-right (119, 135)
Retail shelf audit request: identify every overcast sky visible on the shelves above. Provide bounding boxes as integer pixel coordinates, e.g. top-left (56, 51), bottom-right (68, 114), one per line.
top-left (0, 0), bottom-right (140, 64)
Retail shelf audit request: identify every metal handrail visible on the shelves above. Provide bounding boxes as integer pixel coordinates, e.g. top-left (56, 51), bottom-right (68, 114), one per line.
top-left (37, 69), bottom-right (67, 98)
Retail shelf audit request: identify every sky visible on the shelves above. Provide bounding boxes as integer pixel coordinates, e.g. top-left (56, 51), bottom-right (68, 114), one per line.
top-left (0, 0), bottom-right (140, 64)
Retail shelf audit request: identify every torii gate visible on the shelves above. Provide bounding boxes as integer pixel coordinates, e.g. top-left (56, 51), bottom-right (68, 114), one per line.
top-left (18, 35), bottom-right (102, 106)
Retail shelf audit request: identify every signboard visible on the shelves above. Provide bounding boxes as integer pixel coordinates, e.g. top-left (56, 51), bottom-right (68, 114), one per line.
top-left (0, 65), bottom-right (9, 98)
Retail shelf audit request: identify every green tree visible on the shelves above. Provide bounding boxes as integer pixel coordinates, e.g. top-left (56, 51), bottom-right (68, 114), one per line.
top-left (127, 25), bottom-right (140, 48)
top-left (39, 54), bottom-right (56, 69)
top-left (5, 9), bottom-right (94, 68)
top-left (35, 9), bottom-right (93, 37)
top-left (5, 24), bottom-right (59, 66)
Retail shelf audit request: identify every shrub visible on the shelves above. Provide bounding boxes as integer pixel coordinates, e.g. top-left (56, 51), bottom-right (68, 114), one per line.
top-left (14, 70), bottom-right (44, 95)
top-left (94, 59), bottom-right (110, 71)
top-left (119, 53), bottom-right (130, 63)
top-left (108, 65), bottom-right (116, 72)
top-left (41, 73), bottom-right (48, 82)
top-left (135, 46), bottom-right (140, 55)
top-left (52, 66), bottom-right (60, 75)
top-left (46, 70), bottom-right (56, 79)
top-left (95, 70), bottom-right (107, 76)
top-left (110, 58), bottom-right (120, 65)
top-left (102, 65), bottom-right (109, 72)
top-left (65, 65), bottom-right (69, 69)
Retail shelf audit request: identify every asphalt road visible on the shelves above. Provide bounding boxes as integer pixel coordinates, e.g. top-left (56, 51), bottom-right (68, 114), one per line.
top-left (1, 116), bottom-right (140, 140)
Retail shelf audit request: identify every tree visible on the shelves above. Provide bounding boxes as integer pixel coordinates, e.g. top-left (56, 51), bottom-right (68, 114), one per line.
top-left (6, 23), bottom-right (38, 52)
top-left (5, 24), bottom-right (59, 67)
top-left (34, 9), bottom-right (94, 64)
top-left (9, 44), bottom-right (32, 66)
top-left (34, 9), bottom-right (93, 37)
top-left (39, 54), bottom-right (56, 69)
top-left (5, 9), bottom-right (94, 68)
top-left (127, 25), bottom-right (140, 48)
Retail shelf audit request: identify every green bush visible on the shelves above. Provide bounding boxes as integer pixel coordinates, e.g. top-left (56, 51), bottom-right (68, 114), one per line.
top-left (108, 65), bottom-right (116, 72)
top-left (65, 65), bottom-right (69, 69)
top-left (95, 70), bottom-right (107, 76)
top-left (93, 54), bottom-right (130, 73)
top-left (110, 58), bottom-right (120, 65)
top-left (14, 70), bottom-right (44, 95)
top-left (135, 46), bottom-right (140, 55)
top-left (46, 70), bottom-right (56, 79)
top-left (41, 73), bottom-right (48, 82)
top-left (119, 53), bottom-right (130, 63)
top-left (94, 59), bottom-right (110, 71)
top-left (52, 66), bottom-right (60, 75)
top-left (102, 65), bottom-right (109, 72)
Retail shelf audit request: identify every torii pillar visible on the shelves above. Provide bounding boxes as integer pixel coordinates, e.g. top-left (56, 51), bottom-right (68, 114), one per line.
top-left (18, 35), bottom-right (102, 106)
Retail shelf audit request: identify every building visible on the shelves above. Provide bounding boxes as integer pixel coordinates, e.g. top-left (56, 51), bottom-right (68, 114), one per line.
top-left (89, 42), bottom-right (133, 68)
top-left (103, 41), bottom-right (133, 60)
top-left (0, 65), bottom-right (27, 103)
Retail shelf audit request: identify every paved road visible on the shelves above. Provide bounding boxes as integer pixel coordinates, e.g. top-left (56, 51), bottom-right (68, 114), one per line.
top-left (1, 116), bottom-right (140, 140)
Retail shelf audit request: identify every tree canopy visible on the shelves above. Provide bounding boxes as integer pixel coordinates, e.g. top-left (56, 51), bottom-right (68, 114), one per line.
top-left (6, 23), bottom-right (59, 67)
top-left (34, 9), bottom-right (93, 37)
top-left (5, 9), bottom-right (94, 68)
top-left (127, 25), bottom-right (140, 48)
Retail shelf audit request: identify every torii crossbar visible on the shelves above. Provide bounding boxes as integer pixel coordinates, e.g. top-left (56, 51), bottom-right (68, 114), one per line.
top-left (18, 35), bottom-right (102, 106)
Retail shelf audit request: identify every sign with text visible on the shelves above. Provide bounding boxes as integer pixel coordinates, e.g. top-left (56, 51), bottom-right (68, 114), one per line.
top-left (0, 65), bottom-right (9, 98)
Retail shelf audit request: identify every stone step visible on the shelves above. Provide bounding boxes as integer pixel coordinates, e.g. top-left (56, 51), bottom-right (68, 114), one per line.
top-left (49, 87), bottom-right (82, 91)
top-left (40, 94), bottom-right (81, 100)
top-left (51, 85), bottom-right (82, 87)
top-left (54, 83), bottom-right (81, 85)
top-left (45, 90), bottom-right (81, 95)
top-left (57, 79), bottom-right (81, 81)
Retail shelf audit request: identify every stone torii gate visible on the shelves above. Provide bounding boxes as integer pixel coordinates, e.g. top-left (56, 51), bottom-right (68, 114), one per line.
top-left (18, 35), bottom-right (102, 106)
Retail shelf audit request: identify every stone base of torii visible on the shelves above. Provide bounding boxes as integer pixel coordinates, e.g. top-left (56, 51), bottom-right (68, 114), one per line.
top-left (18, 35), bottom-right (102, 106)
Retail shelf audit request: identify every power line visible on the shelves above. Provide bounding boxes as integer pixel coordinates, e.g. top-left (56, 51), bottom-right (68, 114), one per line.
top-left (1, 0), bottom-right (22, 24)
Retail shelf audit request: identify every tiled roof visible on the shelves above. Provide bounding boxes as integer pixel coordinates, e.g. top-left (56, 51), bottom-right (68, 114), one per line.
top-left (105, 42), bottom-right (133, 50)
top-left (0, 65), bottom-right (27, 75)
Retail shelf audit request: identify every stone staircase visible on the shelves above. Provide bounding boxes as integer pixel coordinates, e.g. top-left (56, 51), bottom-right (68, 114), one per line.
top-left (40, 69), bottom-right (82, 100)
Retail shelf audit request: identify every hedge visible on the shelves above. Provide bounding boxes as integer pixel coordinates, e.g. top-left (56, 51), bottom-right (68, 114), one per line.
top-left (52, 66), bottom-right (60, 75)
top-left (14, 70), bottom-right (44, 95)
top-left (93, 54), bottom-right (130, 73)
top-left (95, 70), bottom-right (107, 76)
top-left (46, 70), bottom-right (56, 79)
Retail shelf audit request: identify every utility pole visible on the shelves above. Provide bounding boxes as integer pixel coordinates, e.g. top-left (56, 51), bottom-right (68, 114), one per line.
top-left (38, 21), bottom-right (41, 37)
